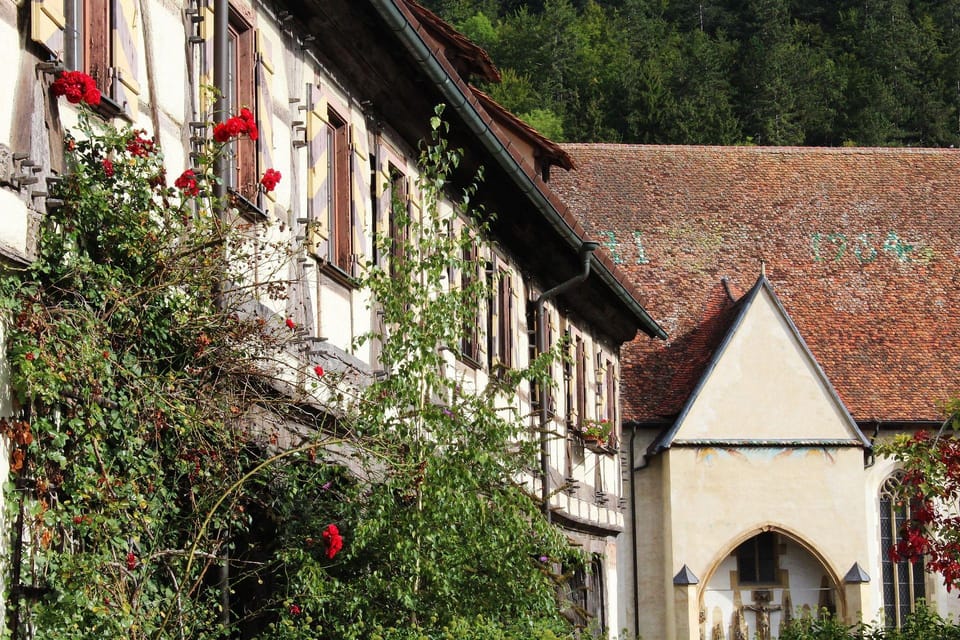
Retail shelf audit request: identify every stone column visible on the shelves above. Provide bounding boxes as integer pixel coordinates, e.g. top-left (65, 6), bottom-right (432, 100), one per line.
top-left (674, 564), bottom-right (700, 640)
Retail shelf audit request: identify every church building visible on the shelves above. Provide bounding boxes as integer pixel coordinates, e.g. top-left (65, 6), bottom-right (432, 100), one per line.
top-left (551, 144), bottom-right (960, 639)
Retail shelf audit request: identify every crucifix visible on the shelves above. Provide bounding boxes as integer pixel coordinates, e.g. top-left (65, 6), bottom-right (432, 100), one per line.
top-left (744, 590), bottom-right (782, 640)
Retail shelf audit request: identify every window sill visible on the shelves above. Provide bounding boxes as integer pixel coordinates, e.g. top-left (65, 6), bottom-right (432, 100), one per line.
top-left (459, 353), bottom-right (482, 370)
top-left (581, 434), bottom-right (616, 455)
top-left (317, 260), bottom-right (358, 289)
top-left (228, 189), bottom-right (268, 222)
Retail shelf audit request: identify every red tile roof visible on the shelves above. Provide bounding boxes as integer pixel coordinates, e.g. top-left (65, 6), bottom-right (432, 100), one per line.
top-left (550, 144), bottom-right (960, 423)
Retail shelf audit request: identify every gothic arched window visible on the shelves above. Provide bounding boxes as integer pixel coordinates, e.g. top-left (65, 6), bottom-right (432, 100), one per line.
top-left (879, 473), bottom-right (926, 628)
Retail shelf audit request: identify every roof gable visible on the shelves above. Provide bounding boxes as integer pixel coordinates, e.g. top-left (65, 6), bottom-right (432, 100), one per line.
top-left (651, 276), bottom-right (869, 453)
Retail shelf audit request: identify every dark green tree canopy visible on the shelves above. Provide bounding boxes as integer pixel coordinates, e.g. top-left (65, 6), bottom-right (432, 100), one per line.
top-left (424, 0), bottom-right (960, 146)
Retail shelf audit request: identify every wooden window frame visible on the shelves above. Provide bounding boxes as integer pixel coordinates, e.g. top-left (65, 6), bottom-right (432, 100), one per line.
top-left (60, 0), bottom-right (123, 116)
top-left (326, 107), bottom-right (352, 274)
top-left (224, 9), bottom-right (256, 202)
top-left (575, 336), bottom-right (586, 431)
top-left (484, 261), bottom-right (514, 373)
top-left (459, 241), bottom-right (481, 366)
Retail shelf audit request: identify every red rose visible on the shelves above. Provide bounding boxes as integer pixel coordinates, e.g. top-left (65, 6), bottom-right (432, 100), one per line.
top-left (285, 317), bottom-right (296, 329)
top-left (313, 365), bottom-right (324, 377)
top-left (127, 551), bottom-right (136, 570)
top-left (240, 108), bottom-right (258, 140)
top-left (322, 523), bottom-right (343, 559)
top-left (126, 132), bottom-right (155, 157)
top-left (289, 604), bottom-right (301, 616)
top-left (174, 169), bottom-right (200, 196)
top-left (51, 71), bottom-right (101, 106)
top-left (260, 168), bottom-right (281, 193)
top-left (24, 352), bottom-right (34, 361)
top-left (102, 158), bottom-right (114, 177)
top-left (212, 109), bottom-right (259, 143)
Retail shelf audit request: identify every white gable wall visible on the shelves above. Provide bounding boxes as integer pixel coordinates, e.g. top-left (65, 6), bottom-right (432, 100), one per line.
top-left (674, 287), bottom-right (857, 443)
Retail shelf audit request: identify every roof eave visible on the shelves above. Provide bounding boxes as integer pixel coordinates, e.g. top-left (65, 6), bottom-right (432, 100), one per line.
top-left (367, 0), bottom-right (665, 341)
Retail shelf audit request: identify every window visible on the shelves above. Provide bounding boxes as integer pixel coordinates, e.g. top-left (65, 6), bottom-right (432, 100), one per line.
top-left (459, 242), bottom-right (480, 364)
top-left (563, 555), bottom-right (606, 634)
top-left (307, 102), bottom-right (355, 277)
top-left (486, 264), bottom-right (513, 371)
top-left (736, 532), bottom-right (779, 585)
top-left (880, 473), bottom-right (926, 628)
top-left (33, 0), bottom-right (141, 117)
top-left (603, 357), bottom-right (616, 446)
top-left (326, 108), bottom-right (352, 272)
top-left (222, 9), bottom-right (256, 200)
top-left (575, 336), bottom-right (586, 430)
top-left (388, 166), bottom-right (408, 278)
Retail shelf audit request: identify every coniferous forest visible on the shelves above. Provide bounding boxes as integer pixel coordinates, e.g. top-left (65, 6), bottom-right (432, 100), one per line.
top-left (420, 0), bottom-right (960, 146)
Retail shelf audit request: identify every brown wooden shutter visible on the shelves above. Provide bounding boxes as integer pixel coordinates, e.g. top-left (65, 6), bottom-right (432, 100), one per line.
top-left (86, 2), bottom-right (110, 95)
top-left (498, 270), bottom-right (513, 368)
top-left (333, 116), bottom-right (351, 270)
top-left (575, 337), bottom-right (586, 429)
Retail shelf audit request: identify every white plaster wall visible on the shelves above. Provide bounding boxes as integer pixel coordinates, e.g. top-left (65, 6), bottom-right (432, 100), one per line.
top-left (632, 454), bottom-right (668, 640)
top-left (661, 446), bottom-right (869, 636)
top-left (675, 288), bottom-right (856, 442)
top-left (0, 1), bottom-right (19, 147)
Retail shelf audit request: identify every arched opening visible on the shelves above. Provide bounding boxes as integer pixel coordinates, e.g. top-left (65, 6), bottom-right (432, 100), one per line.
top-left (699, 527), bottom-right (841, 640)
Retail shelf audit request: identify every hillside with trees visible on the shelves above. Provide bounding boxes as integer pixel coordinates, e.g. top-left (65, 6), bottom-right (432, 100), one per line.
top-left (421, 0), bottom-right (960, 146)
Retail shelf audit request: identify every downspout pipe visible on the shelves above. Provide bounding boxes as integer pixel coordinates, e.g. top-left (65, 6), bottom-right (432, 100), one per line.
top-left (629, 424), bottom-right (640, 637)
top-left (212, 0), bottom-right (229, 625)
top-left (213, 0), bottom-right (228, 202)
top-left (535, 241), bottom-right (599, 522)
top-left (367, 0), bottom-right (665, 341)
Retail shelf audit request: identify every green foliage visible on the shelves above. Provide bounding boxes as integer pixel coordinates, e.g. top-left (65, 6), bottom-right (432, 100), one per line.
top-left (779, 604), bottom-right (960, 639)
top-left (0, 108), bottom-right (348, 639)
top-left (421, 0), bottom-right (960, 146)
top-left (308, 105), bottom-right (581, 637)
top-left (0, 103), bottom-right (581, 638)
top-left (520, 108), bottom-right (566, 140)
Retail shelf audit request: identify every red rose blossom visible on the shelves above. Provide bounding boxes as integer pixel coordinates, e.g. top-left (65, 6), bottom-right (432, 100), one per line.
top-left (102, 158), bottom-right (114, 177)
top-left (260, 168), bottom-right (281, 193)
top-left (314, 365), bottom-right (324, 377)
top-left (127, 551), bottom-right (136, 570)
top-left (174, 169), bottom-right (200, 196)
top-left (24, 352), bottom-right (34, 361)
top-left (322, 523), bottom-right (343, 559)
top-left (212, 109), bottom-right (258, 143)
top-left (285, 317), bottom-right (296, 329)
top-left (126, 131), bottom-right (156, 157)
top-left (212, 122), bottom-right (232, 143)
top-left (289, 604), bottom-right (301, 616)
top-left (51, 70), bottom-right (101, 106)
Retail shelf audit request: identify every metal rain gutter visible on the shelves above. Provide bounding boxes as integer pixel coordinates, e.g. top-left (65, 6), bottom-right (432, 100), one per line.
top-left (368, 0), bottom-right (665, 340)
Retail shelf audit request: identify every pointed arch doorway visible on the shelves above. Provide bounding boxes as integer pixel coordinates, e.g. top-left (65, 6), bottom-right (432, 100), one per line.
top-left (699, 528), bottom-right (842, 640)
